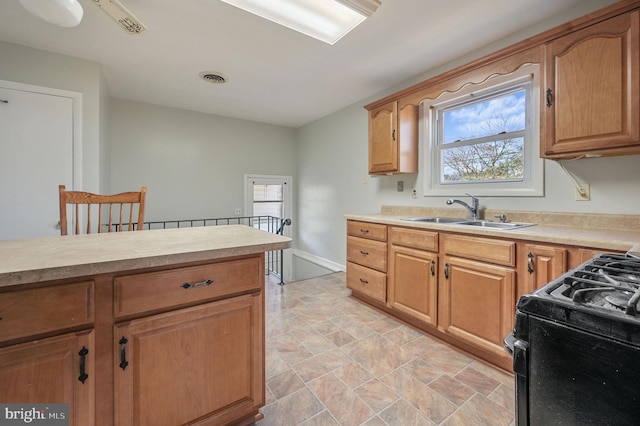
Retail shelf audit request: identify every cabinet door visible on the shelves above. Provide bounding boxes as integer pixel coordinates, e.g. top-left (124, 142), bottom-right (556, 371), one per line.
top-left (543, 11), bottom-right (640, 157)
top-left (0, 330), bottom-right (95, 426)
top-left (388, 245), bottom-right (438, 326)
top-left (439, 256), bottom-right (515, 358)
top-left (368, 101), bottom-right (398, 173)
top-left (114, 293), bottom-right (263, 426)
top-left (523, 244), bottom-right (568, 294)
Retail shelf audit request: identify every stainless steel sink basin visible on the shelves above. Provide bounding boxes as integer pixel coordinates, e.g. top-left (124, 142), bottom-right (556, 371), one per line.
top-left (401, 217), bottom-right (466, 224)
top-left (456, 220), bottom-right (535, 230)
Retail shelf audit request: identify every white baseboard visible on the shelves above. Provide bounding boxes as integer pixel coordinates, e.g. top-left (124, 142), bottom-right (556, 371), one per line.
top-left (292, 249), bottom-right (345, 272)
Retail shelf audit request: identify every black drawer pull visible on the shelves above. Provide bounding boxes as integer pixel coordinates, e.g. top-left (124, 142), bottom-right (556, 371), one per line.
top-left (119, 337), bottom-right (129, 371)
top-left (360, 229), bottom-right (369, 234)
top-left (359, 278), bottom-right (369, 284)
top-left (444, 263), bottom-right (450, 280)
top-left (181, 279), bottom-right (213, 289)
top-left (78, 346), bottom-right (89, 384)
top-left (360, 251), bottom-right (369, 256)
top-left (546, 88), bottom-right (553, 108)
top-left (430, 260), bottom-right (436, 276)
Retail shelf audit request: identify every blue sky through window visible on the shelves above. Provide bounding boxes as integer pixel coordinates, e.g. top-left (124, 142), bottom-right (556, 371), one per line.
top-left (443, 90), bottom-right (525, 144)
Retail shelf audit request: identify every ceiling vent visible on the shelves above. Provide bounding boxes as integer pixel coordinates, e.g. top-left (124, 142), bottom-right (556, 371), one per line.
top-left (200, 72), bottom-right (227, 84)
top-left (90, 0), bottom-right (147, 35)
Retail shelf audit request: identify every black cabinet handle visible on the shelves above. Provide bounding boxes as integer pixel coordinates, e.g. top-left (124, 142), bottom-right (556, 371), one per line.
top-left (181, 279), bottom-right (213, 289)
top-left (392, 129), bottom-right (396, 141)
top-left (360, 229), bottom-right (369, 234)
top-left (119, 337), bottom-right (129, 371)
top-left (444, 263), bottom-right (449, 280)
top-left (546, 88), bottom-right (553, 108)
top-left (430, 260), bottom-right (435, 276)
top-left (78, 346), bottom-right (89, 383)
top-left (359, 278), bottom-right (369, 284)
top-left (527, 252), bottom-right (535, 274)
top-left (360, 250), bottom-right (369, 256)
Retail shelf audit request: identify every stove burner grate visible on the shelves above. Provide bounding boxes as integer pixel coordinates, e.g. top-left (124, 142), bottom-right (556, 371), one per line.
top-left (551, 254), bottom-right (640, 316)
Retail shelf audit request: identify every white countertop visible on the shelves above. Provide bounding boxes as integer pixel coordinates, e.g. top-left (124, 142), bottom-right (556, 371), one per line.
top-left (0, 225), bottom-right (292, 288)
top-left (345, 213), bottom-right (640, 252)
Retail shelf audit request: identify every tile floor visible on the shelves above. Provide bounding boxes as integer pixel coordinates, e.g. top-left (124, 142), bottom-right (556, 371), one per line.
top-left (255, 272), bottom-right (515, 426)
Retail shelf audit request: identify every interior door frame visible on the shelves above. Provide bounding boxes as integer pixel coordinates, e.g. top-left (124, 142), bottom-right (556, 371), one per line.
top-left (243, 174), bottom-right (292, 227)
top-left (244, 174), bottom-right (293, 282)
top-left (0, 79), bottom-right (83, 234)
top-left (0, 79), bottom-right (83, 190)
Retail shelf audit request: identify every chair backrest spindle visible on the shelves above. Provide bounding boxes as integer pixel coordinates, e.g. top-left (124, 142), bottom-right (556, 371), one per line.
top-left (59, 185), bottom-right (147, 236)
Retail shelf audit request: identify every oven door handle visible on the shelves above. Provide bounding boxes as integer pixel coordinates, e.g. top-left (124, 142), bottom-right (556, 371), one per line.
top-left (505, 332), bottom-right (530, 425)
top-left (504, 333), bottom-right (529, 376)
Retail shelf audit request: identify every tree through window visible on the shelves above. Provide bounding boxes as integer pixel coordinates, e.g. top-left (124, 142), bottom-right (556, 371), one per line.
top-left (439, 87), bottom-right (526, 183)
top-left (423, 65), bottom-right (544, 197)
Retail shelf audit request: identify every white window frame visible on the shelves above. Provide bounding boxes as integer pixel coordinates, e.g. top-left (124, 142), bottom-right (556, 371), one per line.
top-left (422, 64), bottom-right (544, 197)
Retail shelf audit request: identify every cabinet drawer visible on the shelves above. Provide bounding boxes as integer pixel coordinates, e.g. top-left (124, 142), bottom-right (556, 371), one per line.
top-left (347, 221), bottom-right (387, 242)
top-left (0, 281), bottom-right (94, 343)
top-left (114, 256), bottom-right (261, 317)
top-left (347, 236), bottom-right (387, 272)
top-left (443, 234), bottom-right (515, 267)
top-left (389, 226), bottom-right (438, 252)
top-left (347, 262), bottom-right (386, 304)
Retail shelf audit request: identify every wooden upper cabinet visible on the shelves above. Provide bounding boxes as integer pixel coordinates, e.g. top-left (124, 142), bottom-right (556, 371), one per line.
top-left (367, 99), bottom-right (418, 175)
top-left (542, 10), bottom-right (640, 158)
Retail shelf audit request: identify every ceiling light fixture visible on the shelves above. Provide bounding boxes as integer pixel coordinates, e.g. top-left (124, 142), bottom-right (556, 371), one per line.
top-left (218, 0), bottom-right (381, 45)
top-left (19, 0), bottom-right (84, 28)
top-left (90, 0), bottom-right (147, 35)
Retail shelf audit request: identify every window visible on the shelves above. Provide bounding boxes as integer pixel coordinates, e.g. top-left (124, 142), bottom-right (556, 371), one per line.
top-left (423, 64), bottom-right (543, 197)
top-left (252, 183), bottom-right (284, 218)
top-left (244, 174), bottom-right (291, 233)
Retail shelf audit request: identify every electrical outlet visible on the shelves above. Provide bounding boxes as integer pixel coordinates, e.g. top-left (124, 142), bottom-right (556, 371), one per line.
top-left (411, 189), bottom-right (417, 199)
top-left (234, 208), bottom-right (242, 215)
top-left (362, 175), bottom-right (368, 184)
top-left (397, 181), bottom-right (404, 192)
top-left (575, 184), bottom-right (590, 201)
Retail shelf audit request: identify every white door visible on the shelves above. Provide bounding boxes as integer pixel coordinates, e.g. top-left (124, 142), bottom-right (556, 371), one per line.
top-left (0, 83), bottom-right (79, 240)
top-left (245, 174), bottom-right (292, 282)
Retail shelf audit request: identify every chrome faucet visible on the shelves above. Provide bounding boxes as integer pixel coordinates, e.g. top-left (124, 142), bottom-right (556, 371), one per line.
top-left (446, 193), bottom-right (479, 220)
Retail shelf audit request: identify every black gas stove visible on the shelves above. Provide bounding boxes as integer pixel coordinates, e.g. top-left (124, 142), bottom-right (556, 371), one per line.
top-left (505, 253), bottom-right (640, 426)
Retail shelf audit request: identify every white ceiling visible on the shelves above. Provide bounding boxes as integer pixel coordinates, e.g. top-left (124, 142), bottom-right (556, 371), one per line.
top-left (0, 0), bottom-right (589, 128)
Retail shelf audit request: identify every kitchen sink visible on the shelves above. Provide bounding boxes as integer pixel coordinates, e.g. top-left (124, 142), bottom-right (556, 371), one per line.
top-left (401, 217), bottom-right (467, 223)
top-left (456, 220), bottom-right (535, 230)
top-left (400, 217), bottom-right (535, 230)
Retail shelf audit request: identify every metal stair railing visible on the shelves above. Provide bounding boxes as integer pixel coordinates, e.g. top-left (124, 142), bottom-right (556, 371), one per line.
top-left (138, 216), bottom-right (291, 285)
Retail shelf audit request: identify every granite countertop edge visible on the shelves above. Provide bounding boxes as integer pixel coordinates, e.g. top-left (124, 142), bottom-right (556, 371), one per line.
top-left (345, 213), bottom-right (640, 252)
top-left (0, 225), bottom-right (292, 288)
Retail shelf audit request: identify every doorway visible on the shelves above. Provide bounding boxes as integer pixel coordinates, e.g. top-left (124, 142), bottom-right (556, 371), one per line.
top-left (244, 174), bottom-right (292, 281)
top-left (0, 80), bottom-right (82, 240)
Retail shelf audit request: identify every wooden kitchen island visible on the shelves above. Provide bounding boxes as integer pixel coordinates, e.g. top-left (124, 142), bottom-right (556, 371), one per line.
top-left (0, 225), bottom-right (291, 426)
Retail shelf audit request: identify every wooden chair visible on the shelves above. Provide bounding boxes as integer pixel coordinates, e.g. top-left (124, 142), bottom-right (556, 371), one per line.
top-left (59, 185), bottom-right (147, 235)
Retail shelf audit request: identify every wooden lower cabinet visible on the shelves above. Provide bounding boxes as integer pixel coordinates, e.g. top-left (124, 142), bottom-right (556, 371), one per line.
top-left (388, 244), bottom-right (438, 326)
top-left (439, 255), bottom-right (516, 362)
top-left (0, 330), bottom-right (95, 426)
top-left (522, 243), bottom-right (567, 294)
top-left (0, 254), bottom-right (267, 426)
top-left (114, 293), bottom-right (263, 426)
top-left (347, 262), bottom-right (387, 303)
